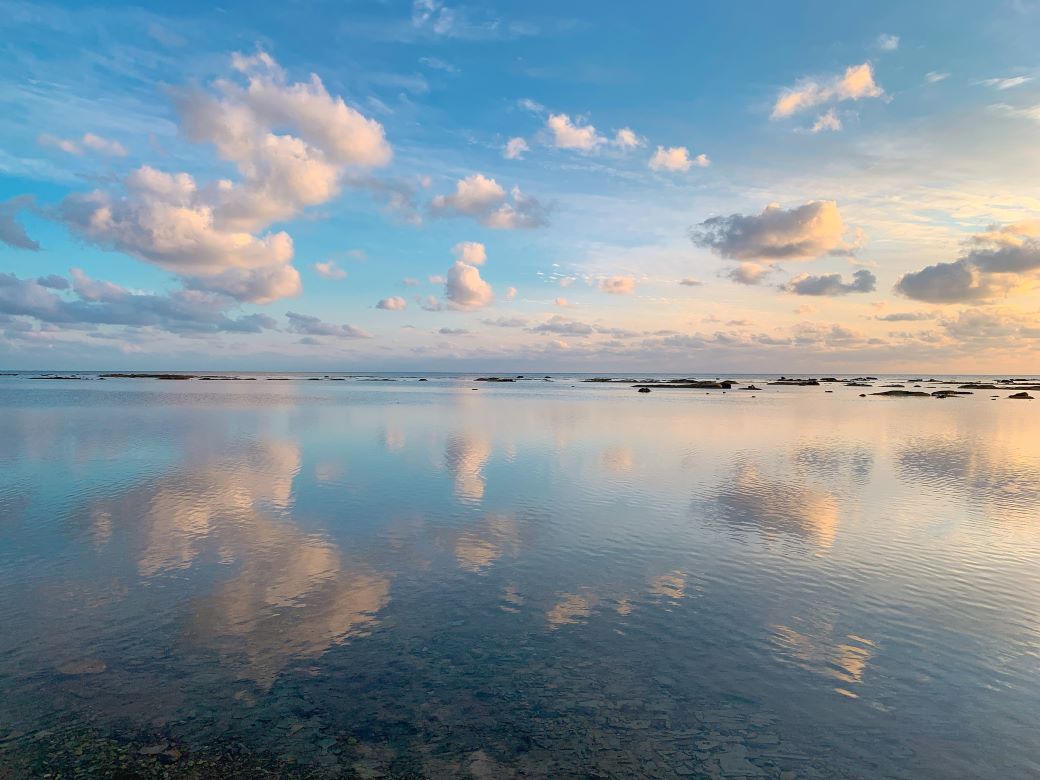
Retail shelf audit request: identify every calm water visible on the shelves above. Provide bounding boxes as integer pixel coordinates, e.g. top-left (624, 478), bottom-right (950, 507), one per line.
top-left (1, 374), bottom-right (1039, 778)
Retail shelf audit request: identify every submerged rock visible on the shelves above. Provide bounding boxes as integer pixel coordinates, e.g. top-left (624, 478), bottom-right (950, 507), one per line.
top-left (1009, 392), bottom-right (1034, 399)
top-left (932, 390), bottom-right (972, 398)
top-left (768, 379), bottom-right (819, 386)
top-left (871, 390), bottom-right (930, 397)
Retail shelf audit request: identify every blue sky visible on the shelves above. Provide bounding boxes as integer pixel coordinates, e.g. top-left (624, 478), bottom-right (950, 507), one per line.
top-left (3, 0), bottom-right (1040, 371)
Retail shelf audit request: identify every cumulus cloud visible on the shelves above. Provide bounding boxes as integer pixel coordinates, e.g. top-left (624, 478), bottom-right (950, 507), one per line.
top-left (0, 270), bottom-right (278, 335)
top-left (726, 263), bottom-right (774, 285)
top-left (429, 174), bottom-right (549, 229)
top-left (285, 311), bottom-right (371, 338)
top-left (896, 220), bottom-right (1040, 303)
top-left (783, 269), bottom-right (876, 296)
top-left (503, 137), bottom-right (529, 159)
top-left (504, 286), bottom-right (517, 301)
top-left (445, 259), bottom-right (493, 310)
top-left (0, 196), bottom-right (40, 251)
top-left (453, 241), bottom-right (486, 265)
top-left (692, 201), bottom-right (851, 261)
top-left (614, 128), bottom-right (644, 149)
top-left (894, 259), bottom-right (988, 303)
top-left (555, 297), bottom-right (569, 307)
top-left (648, 146), bottom-right (709, 172)
top-left (313, 260), bottom-right (347, 279)
top-left (771, 63), bottom-right (884, 119)
top-left (59, 51), bottom-right (391, 304)
top-left (600, 275), bottom-right (636, 294)
top-left (376, 296), bottom-right (407, 310)
top-left (183, 264), bottom-right (302, 304)
top-left (546, 113), bottom-right (606, 151)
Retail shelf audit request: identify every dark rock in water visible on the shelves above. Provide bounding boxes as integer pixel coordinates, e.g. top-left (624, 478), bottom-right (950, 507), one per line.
top-left (633, 380), bottom-right (734, 389)
top-left (859, 393), bottom-right (866, 397)
top-left (419, 378), bottom-right (428, 381)
top-left (845, 382), bottom-right (872, 387)
top-left (582, 377), bottom-right (614, 382)
top-left (819, 377), bottom-right (840, 382)
top-left (741, 385), bottom-right (761, 390)
top-left (1009, 392), bottom-right (1034, 399)
top-left (881, 384), bottom-right (904, 388)
top-left (932, 390), bottom-right (972, 398)
top-left (638, 387), bottom-right (651, 393)
top-left (476, 377), bottom-right (515, 382)
top-left (871, 390), bottom-right (930, 397)
top-left (768, 378), bottom-right (819, 386)
top-left (99, 373), bottom-right (195, 380)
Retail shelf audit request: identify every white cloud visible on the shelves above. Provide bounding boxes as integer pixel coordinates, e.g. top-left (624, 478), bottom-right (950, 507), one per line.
top-left (613, 128), bottom-right (644, 149)
top-left (810, 109), bottom-right (842, 133)
top-left (445, 260), bottom-right (493, 310)
top-left (39, 132), bottom-right (127, 157)
top-left (313, 260), bottom-right (347, 279)
top-left (504, 286), bottom-right (517, 301)
top-left (58, 51), bottom-right (392, 303)
top-left (976, 75), bottom-right (1032, 91)
top-left (453, 241), bottom-right (487, 265)
top-left (876, 34), bottom-right (899, 51)
top-left (376, 296), bottom-right (407, 310)
top-left (555, 296), bottom-right (569, 307)
top-left (503, 137), bottom-right (529, 160)
top-left (546, 113), bottom-right (606, 151)
top-left (429, 174), bottom-right (549, 229)
top-left (771, 63), bottom-right (884, 119)
top-left (82, 133), bottom-right (128, 157)
top-left (925, 71), bottom-right (950, 84)
top-left (184, 264), bottom-right (302, 304)
top-left (600, 276), bottom-right (636, 295)
top-left (648, 146), bottom-right (709, 172)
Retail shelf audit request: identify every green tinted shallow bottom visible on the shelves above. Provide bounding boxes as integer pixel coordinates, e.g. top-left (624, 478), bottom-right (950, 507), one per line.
top-left (0, 374), bottom-right (1038, 778)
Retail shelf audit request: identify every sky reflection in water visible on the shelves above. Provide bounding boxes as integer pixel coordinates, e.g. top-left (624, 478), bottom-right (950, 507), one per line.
top-left (1, 376), bottom-right (1039, 778)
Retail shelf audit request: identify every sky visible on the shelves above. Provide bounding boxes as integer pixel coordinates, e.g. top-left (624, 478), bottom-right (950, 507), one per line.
top-left (3, 0), bottom-right (1040, 372)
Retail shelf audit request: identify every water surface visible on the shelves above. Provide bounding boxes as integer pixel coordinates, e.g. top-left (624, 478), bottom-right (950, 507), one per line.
top-left (1, 374), bottom-right (1038, 778)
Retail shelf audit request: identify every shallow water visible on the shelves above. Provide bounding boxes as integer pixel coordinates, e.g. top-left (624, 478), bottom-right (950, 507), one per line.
top-left (1, 374), bottom-right (1039, 778)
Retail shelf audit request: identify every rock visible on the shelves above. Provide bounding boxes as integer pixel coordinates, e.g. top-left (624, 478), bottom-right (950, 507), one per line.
top-left (476, 377), bottom-right (516, 382)
top-left (742, 385), bottom-right (761, 390)
top-left (931, 390), bottom-right (972, 398)
top-left (768, 379), bottom-right (819, 386)
top-left (638, 387), bottom-right (651, 393)
top-left (870, 390), bottom-right (930, 397)
top-left (138, 743), bottom-right (168, 756)
top-left (57, 659), bottom-right (107, 676)
top-left (1009, 392), bottom-right (1034, 399)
